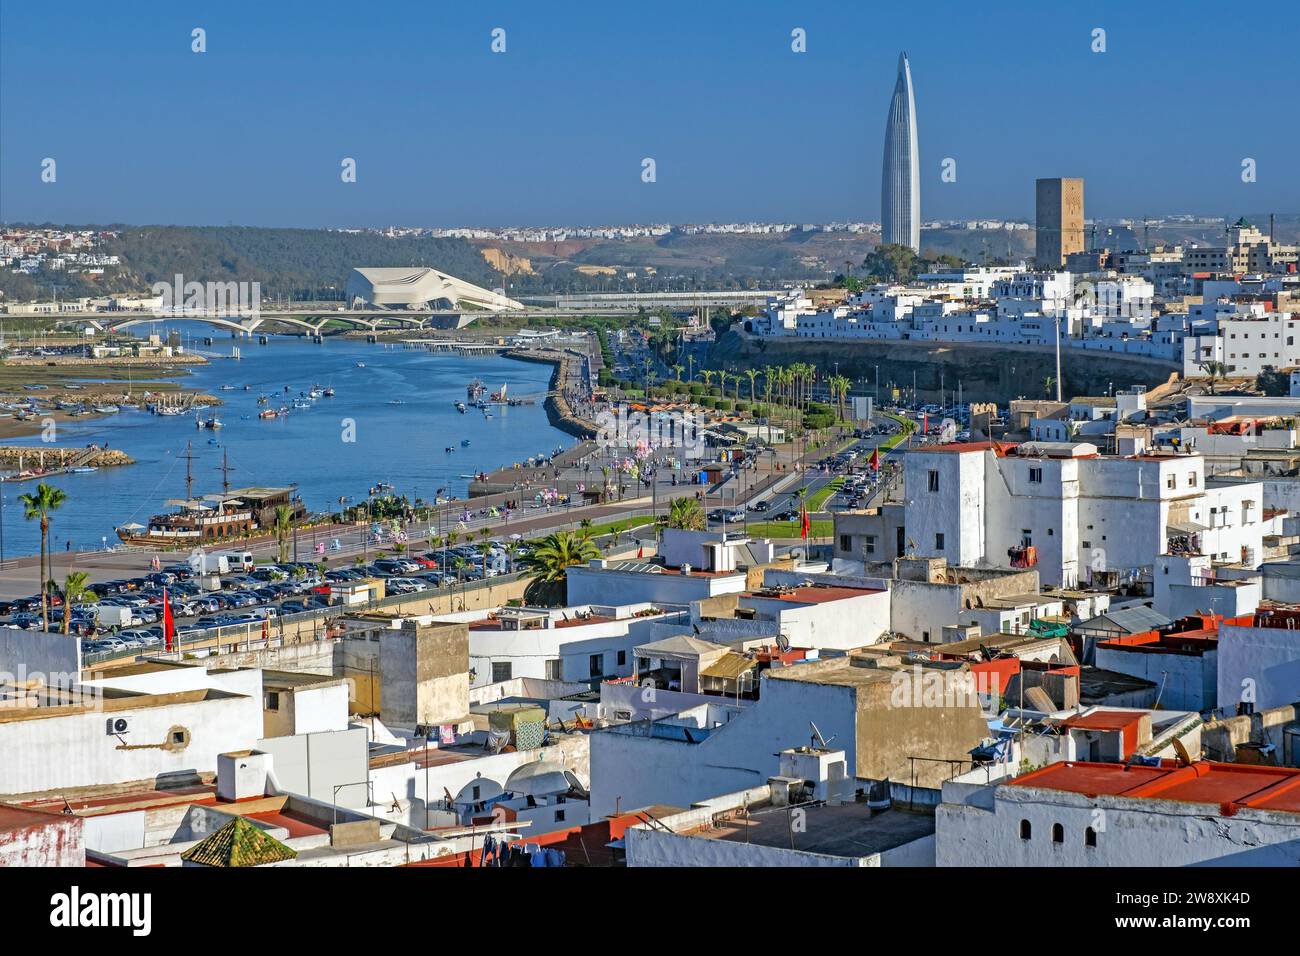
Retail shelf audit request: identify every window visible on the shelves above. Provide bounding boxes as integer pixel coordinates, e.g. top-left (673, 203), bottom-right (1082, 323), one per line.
top-left (1166, 474), bottom-right (1176, 489)
top-left (617, 650), bottom-right (626, 667)
top-left (1052, 823), bottom-right (1065, 843)
top-left (1020, 819), bottom-right (1032, 840)
top-left (928, 470), bottom-right (940, 492)
top-left (545, 659), bottom-right (562, 680)
top-left (935, 533), bottom-right (945, 550)
top-left (491, 662), bottom-right (513, 683)
top-left (1085, 826), bottom-right (1098, 847)
top-left (589, 653), bottom-right (604, 678)
top-left (1188, 472), bottom-right (1197, 487)
top-left (555, 809), bottom-right (566, 822)
top-left (266, 692), bottom-right (280, 712)
top-left (1028, 467), bottom-right (1043, 483)
top-left (839, 534), bottom-right (853, 552)
top-left (865, 535), bottom-right (877, 555)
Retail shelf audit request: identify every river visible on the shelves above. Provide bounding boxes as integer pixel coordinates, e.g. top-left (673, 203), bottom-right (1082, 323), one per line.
top-left (0, 328), bottom-right (573, 558)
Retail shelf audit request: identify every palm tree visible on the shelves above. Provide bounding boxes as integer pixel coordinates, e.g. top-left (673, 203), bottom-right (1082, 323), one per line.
top-left (522, 530), bottom-right (601, 606)
top-left (666, 496), bottom-right (705, 531)
top-left (452, 556), bottom-right (469, 610)
top-left (672, 364), bottom-right (684, 382)
top-left (59, 570), bottom-right (92, 636)
top-left (1199, 360), bottom-right (1227, 395)
top-left (578, 517), bottom-right (594, 539)
top-left (745, 368), bottom-right (759, 404)
top-left (273, 504), bottom-right (293, 563)
top-left (610, 522), bottom-right (626, 548)
top-left (19, 482), bottom-right (67, 631)
top-left (1042, 375), bottom-right (1057, 399)
top-left (700, 369), bottom-right (716, 394)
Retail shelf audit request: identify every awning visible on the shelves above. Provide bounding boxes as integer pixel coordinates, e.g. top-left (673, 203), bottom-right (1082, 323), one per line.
top-left (1168, 519), bottom-right (1208, 534)
top-left (700, 651), bottom-right (756, 681)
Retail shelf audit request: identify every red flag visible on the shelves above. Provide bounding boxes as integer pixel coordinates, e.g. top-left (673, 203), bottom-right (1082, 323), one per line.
top-left (922, 413), bottom-right (928, 434)
top-left (800, 504), bottom-right (810, 539)
top-left (162, 587), bottom-right (175, 652)
top-left (869, 448), bottom-right (880, 472)
top-left (637, 545), bottom-right (644, 558)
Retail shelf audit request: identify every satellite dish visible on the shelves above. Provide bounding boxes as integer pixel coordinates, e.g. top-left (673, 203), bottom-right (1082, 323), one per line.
top-left (1171, 736), bottom-right (1193, 767)
top-left (809, 721), bottom-right (836, 751)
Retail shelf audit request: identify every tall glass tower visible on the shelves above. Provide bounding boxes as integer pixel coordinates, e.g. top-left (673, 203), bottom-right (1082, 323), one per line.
top-left (881, 52), bottom-right (920, 252)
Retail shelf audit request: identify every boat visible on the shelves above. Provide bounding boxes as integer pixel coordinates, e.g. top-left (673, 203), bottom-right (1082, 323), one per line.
top-left (388, 399), bottom-right (403, 405)
top-left (355, 362), bottom-right (366, 368)
top-left (323, 387), bottom-right (335, 397)
top-left (115, 485), bottom-right (304, 550)
top-left (219, 384), bottom-right (237, 391)
top-left (69, 466), bottom-right (98, 474)
top-left (461, 439), bottom-right (471, 447)
top-left (454, 402), bottom-right (466, 413)
top-left (467, 379), bottom-right (486, 403)
top-left (259, 409), bottom-right (279, 419)
top-left (93, 405), bottom-right (120, 414)
top-left (197, 416), bottom-right (223, 429)
top-left (293, 401), bottom-right (311, 409)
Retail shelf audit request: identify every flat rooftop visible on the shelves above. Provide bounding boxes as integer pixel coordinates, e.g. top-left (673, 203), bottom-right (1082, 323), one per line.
top-left (743, 585), bottom-right (882, 604)
top-left (682, 803), bottom-right (934, 858)
top-left (1008, 760), bottom-right (1300, 815)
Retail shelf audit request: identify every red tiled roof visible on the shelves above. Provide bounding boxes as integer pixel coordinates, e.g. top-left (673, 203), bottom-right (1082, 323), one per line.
top-left (1007, 760), bottom-right (1300, 815)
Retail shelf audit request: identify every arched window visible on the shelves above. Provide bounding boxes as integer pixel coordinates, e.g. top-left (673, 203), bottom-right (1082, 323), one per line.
top-left (1019, 819), bottom-right (1032, 840)
top-left (1052, 823), bottom-right (1064, 843)
top-left (1085, 826), bottom-right (1098, 848)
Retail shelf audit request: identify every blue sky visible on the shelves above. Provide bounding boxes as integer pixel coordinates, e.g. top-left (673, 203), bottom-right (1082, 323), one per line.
top-left (2, 0), bottom-right (1296, 227)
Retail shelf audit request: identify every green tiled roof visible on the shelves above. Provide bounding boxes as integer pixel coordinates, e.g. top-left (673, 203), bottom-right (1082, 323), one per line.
top-left (181, 817), bottom-right (298, 867)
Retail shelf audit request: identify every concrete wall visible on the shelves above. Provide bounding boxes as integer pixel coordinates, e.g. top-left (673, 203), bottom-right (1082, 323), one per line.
top-left (378, 621), bottom-right (469, 730)
top-left (1094, 645), bottom-right (1217, 712)
top-left (1218, 623), bottom-right (1300, 713)
top-left (0, 626), bottom-right (81, 678)
top-left (256, 727), bottom-right (370, 808)
top-left (0, 811), bottom-right (84, 866)
top-left (936, 782), bottom-right (1300, 866)
top-left (0, 690), bottom-right (263, 797)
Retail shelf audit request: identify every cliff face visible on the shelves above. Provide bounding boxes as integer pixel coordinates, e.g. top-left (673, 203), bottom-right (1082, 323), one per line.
top-left (710, 330), bottom-right (1178, 405)
top-left (479, 247), bottom-right (534, 276)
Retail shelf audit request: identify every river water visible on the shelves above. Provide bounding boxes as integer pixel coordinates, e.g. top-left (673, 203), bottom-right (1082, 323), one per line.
top-left (0, 327), bottom-right (572, 558)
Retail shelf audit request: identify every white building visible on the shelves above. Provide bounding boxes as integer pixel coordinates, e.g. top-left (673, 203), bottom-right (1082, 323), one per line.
top-left (901, 441), bottom-right (1268, 588)
top-left (937, 759), bottom-right (1300, 866)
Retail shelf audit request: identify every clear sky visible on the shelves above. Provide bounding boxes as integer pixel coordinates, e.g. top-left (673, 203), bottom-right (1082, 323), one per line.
top-left (2, 0), bottom-right (1296, 227)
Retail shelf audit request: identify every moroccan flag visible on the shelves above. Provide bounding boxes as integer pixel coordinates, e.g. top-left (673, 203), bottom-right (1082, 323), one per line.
top-left (800, 504), bottom-right (810, 539)
top-left (869, 448), bottom-right (880, 472)
top-left (162, 588), bottom-right (175, 652)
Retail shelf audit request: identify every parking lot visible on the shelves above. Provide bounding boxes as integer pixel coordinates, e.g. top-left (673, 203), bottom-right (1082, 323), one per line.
top-left (0, 537), bottom-right (528, 659)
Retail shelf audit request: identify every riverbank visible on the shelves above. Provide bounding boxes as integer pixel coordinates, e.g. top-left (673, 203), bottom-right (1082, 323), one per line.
top-left (0, 445), bottom-right (135, 469)
top-left (507, 348), bottom-right (599, 439)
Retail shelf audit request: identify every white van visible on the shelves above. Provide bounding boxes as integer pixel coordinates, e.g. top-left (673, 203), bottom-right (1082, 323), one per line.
top-left (219, 551), bottom-right (256, 572)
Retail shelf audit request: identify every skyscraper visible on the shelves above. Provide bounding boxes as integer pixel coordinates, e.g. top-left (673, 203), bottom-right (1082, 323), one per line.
top-left (881, 52), bottom-right (920, 252)
top-left (1035, 177), bottom-right (1085, 267)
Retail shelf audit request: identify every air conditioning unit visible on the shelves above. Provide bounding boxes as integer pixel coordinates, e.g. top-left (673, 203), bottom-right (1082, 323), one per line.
top-left (106, 716), bottom-right (130, 736)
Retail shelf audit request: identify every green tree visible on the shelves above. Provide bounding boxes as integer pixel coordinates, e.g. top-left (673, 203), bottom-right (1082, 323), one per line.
top-left (666, 496), bottom-right (705, 531)
top-left (60, 570), bottom-right (92, 636)
top-left (522, 531), bottom-right (601, 606)
top-left (273, 504), bottom-right (293, 563)
top-left (19, 482), bottom-right (67, 632)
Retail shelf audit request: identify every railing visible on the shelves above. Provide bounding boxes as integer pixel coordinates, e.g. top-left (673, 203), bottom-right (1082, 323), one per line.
top-left (81, 569), bottom-right (533, 667)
